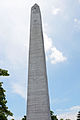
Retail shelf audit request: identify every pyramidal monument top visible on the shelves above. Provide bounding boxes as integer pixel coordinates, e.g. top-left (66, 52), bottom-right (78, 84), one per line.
top-left (32, 3), bottom-right (39, 7)
top-left (31, 3), bottom-right (39, 9)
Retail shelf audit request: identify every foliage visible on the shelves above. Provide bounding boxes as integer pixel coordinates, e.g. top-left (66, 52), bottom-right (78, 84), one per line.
top-left (0, 82), bottom-right (13, 119)
top-left (0, 68), bottom-right (9, 76)
top-left (21, 115), bottom-right (26, 120)
top-left (60, 119), bottom-right (64, 120)
top-left (77, 111), bottom-right (80, 120)
top-left (50, 110), bottom-right (58, 120)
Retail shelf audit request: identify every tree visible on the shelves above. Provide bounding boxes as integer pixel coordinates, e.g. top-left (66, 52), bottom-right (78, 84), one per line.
top-left (21, 115), bottom-right (26, 120)
top-left (77, 111), bottom-right (80, 120)
top-left (0, 82), bottom-right (13, 119)
top-left (50, 110), bottom-right (58, 120)
top-left (0, 68), bottom-right (13, 119)
top-left (0, 68), bottom-right (9, 76)
top-left (60, 119), bottom-right (64, 120)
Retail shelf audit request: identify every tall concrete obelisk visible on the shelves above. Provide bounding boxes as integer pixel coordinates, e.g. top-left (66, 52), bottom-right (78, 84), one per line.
top-left (27, 4), bottom-right (51, 120)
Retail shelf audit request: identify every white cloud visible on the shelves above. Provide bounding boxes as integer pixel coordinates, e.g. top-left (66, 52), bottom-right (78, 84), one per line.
top-left (74, 18), bottom-right (78, 22)
top-left (58, 112), bottom-right (77, 120)
top-left (44, 33), bottom-right (52, 52)
top-left (12, 83), bottom-right (27, 99)
top-left (78, 0), bottom-right (80, 3)
top-left (70, 106), bottom-right (80, 111)
top-left (52, 8), bottom-right (61, 15)
top-left (0, 0), bottom-right (28, 67)
top-left (50, 47), bottom-right (67, 64)
top-left (74, 18), bottom-right (80, 30)
top-left (57, 105), bottom-right (80, 120)
top-left (44, 33), bottom-right (67, 64)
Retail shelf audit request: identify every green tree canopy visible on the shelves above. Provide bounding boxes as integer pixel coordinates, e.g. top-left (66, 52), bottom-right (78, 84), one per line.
top-left (0, 68), bottom-right (9, 76)
top-left (0, 82), bottom-right (13, 120)
top-left (21, 115), bottom-right (26, 120)
top-left (50, 110), bottom-right (58, 120)
top-left (0, 69), bottom-right (13, 119)
top-left (77, 111), bottom-right (80, 120)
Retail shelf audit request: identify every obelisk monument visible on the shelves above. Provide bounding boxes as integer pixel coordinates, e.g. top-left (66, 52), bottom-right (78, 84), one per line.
top-left (27, 4), bottom-right (51, 120)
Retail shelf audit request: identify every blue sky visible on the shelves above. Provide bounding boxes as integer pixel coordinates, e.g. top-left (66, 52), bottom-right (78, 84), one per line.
top-left (0, 0), bottom-right (80, 119)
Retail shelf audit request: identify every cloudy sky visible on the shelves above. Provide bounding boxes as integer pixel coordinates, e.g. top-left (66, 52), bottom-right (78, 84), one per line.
top-left (0, 0), bottom-right (80, 119)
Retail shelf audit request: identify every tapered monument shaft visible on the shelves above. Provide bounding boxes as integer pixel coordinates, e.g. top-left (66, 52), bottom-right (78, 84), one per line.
top-left (27, 4), bottom-right (51, 120)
